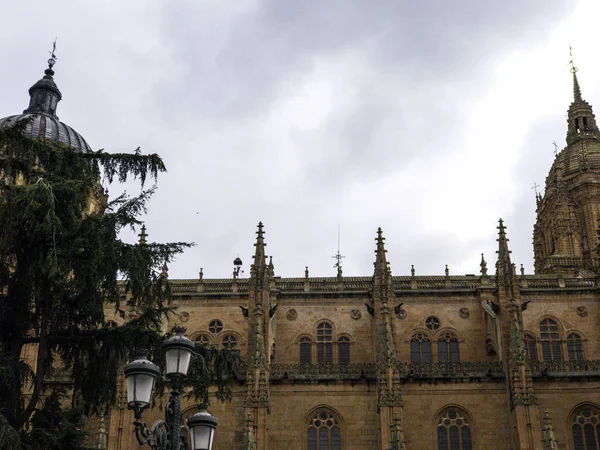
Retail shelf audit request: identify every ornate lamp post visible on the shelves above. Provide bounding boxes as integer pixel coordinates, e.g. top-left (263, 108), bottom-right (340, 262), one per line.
top-left (124, 327), bottom-right (218, 450)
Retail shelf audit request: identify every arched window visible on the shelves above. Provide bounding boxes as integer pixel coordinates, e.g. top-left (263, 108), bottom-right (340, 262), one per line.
top-left (437, 407), bottom-right (473, 450)
top-left (410, 332), bottom-right (432, 363)
top-left (571, 405), bottom-right (600, 450)
top-left (338, 337), bottom-right (350, 365)
top-left (222, 334), bottom-right (237, 350)
top-left (438, 332), bottom-right (460, 363)
top-left (195, 334), bottom-right (210, 347)
top-left (300, 337), bottom-right (312, 364)
top-left (317, 323), bottom-right (333, 365)
top-left (524, 333), bottom-right (538, 362)
top-left (106, 320), bottom-right (118, 328)
top-left (567, 333), bottom-right (585, 362)
top-left (209, 319), bottom-right (223, 334)
top-left (540, 319), bottom-right (562, 362)
top-left (307, 409), bottom-right (341, 450)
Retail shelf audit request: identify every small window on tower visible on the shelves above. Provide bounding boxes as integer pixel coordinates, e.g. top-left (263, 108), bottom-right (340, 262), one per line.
top-left (583, 117), bottom-right (589, 131)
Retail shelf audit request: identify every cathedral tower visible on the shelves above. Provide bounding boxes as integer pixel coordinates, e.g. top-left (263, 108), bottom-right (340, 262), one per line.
top-left (533, 58), bottom-right (600, 274)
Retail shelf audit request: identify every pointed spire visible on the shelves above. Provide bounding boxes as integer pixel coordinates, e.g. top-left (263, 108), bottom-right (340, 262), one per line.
top-left (24, 41), bottom-right (62, 118)
top-left (480, 253), bottom-right (488, 276)
top-left (497, 219), bottom-right (512, 265)
top-left (570, 46), bottom-right (582, 102)
top-left (566, 48), bottom-right (600, 144)
top-left (253, 222), bottom-right (267, 267)
top-left (374, 227), bottom-right (388, 275)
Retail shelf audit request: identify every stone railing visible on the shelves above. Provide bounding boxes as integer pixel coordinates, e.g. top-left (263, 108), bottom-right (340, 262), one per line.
top-left (269, 363), bottom-right (377, 381)
top-left (529, 360), bottom-right (600, 378)
top-left (397, 361), bottom-right (505, 380)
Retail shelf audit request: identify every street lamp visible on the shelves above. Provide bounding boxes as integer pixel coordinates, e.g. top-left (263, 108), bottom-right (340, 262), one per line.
top-left (124, 327), bottom-right (218, 450)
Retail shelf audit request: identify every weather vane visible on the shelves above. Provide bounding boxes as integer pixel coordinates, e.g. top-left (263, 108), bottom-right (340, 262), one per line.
top-left (48, 38), bottom-right (58, 70)
top-left (569, 45), bottom-right (577, 74)
top-left (552, 141), bottom-right (559, 156)
top-left (332, 225), bottom-right (345, 277)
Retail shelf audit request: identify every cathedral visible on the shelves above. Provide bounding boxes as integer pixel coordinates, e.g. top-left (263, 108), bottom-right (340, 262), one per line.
top-left (1, 53), bottom-right (600, 450)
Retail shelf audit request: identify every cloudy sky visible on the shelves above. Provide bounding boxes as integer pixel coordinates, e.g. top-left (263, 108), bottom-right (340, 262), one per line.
top-left (1, 0), bottom-right (599, 279)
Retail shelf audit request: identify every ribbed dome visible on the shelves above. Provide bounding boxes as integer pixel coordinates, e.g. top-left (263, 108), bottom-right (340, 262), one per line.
top-left (0, 54), bottom-right (92, 153)
top-left (0, 113), bottom-right (91, 153)
top-left (559, 139), bottom-right (600, 177)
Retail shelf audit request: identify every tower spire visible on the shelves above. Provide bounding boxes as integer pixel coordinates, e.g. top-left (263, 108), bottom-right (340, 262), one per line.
top-left (252, 222), bottom-right (267, 267)
top-left (569, 46), bottom-right (582, 102)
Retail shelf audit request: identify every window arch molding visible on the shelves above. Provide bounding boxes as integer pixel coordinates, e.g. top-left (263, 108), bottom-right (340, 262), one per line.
top-left (303, 405), bottom-right (345, 450)
top-left (567, 402), bottom-right (600, 450)
top-left (218, 330), bottom-right (243, 347)
top-left (434, 327), bottom-right (465, 342)
top-left (191, 332), bottom-right (213, 347)
top-left (314, 319), bottom-right (337, 335)
top-left (535, 315), bottom-right (567, 333)
top-left (409, 329), bottom-right (433, 363)
top-left (433, 404), bottom-right (475, 450)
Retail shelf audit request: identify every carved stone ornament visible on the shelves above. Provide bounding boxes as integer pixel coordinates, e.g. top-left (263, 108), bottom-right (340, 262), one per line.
top-left (396, 309), bottom-right (407, 319)
top-left (576, 306), bottom-right (588, 317)
top-left (459, 307), bottom-right (470, 319)
top-left (286, 309), bottom-right (298, 321)
top-left (350, 309), bottom-right (362, 320)
top-left (178, 311), bottom-right (190, 322)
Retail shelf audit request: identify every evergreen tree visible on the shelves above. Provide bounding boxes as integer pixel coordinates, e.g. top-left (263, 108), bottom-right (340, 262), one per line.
top-left (0, 122), bottom-right (239, 447)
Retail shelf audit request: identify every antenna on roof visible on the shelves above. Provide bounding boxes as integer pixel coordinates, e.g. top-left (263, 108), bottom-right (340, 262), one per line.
top-left (332, 224), bottom-right (345, 277)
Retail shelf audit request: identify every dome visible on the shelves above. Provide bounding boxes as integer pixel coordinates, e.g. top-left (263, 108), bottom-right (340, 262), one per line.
top-left (0, 55), bottom-right (92, 153)
top-left (0, 113), bottom-right (92, 153)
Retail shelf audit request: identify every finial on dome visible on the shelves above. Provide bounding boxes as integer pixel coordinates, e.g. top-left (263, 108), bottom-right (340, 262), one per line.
top-left (569, 46), bottom-right (582, 102)
top-left (46, 39), bottom-right (58, 77)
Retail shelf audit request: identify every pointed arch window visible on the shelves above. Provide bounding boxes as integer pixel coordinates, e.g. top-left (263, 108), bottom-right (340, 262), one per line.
top-left (300, 337), bottom-right (312, 364)
top-left (307, 409), bottom-right (341, 450)
top-left (567, 333), bottom-right (585, 362)
top-left (571, 405), bottom-right (600, 450)
top-left (438, 332), bottom-right (460, 363)
top-left (317, 323), bottom-right (333, 364)
top-left (524, 333), bottom-right (538, 362)
top-left (338, 337), bottom-right (350, 365)
top-left (437, 407), bottom-right (473, 450)
top-left (540, 319), bottom-right (562, 362)
top-left (410, 332), bottom-right (432, 363)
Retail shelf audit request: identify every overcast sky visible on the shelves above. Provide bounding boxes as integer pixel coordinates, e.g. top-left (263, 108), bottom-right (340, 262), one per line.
top-left (1, 0), bottom-right (599, 279)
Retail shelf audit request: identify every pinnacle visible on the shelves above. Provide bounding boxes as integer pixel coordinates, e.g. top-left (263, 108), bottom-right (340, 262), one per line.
top-left (374, 227), bottom-right (389, 274)
top-left (252, 222), bottom-right (267, 268)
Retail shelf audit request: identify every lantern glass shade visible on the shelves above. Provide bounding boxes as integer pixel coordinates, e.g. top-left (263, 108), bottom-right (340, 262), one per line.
top-left (123, 355), bottom-right (160, 409)
top-left (165, 347), bottom-right (192, 376)
top-left (187, 410), bottom-right (218, 450)
top-left (126, 373), bottom-right (155, 407)
top-left (163, 328), bottom-right (195, 377)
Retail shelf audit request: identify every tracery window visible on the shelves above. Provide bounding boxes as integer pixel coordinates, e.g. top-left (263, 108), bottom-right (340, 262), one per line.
top-left (426, 316), bottom-right (441, 331)
top-left (222, 334), bottom-right (237, 350)
top-left (307, 409), bottom-right (341, 450)
top-left (524, 333), bottom-right (538, 362)
top-left (540, 319), bottom-right (562, 362)
top-left (338, 337), bottom-right (350, 365)
top-left (300, 337), bottom-right (312, 364)
top-left (567, 333), bottom-right (585, 362)
top-left (571, 405), bottom-right (600, 450)
top-left (194, 334), bottom-right (210, 347)
top-left (410, 332), bottom-right (432, 363)
top-left (209, 319), bottom-right (223, 334)
top-left (437, 407), bottom-right (473, 450)
top-left (437, 332), bottom-right (460, 363)
top-left (317, 323), bottom-right (333, 364)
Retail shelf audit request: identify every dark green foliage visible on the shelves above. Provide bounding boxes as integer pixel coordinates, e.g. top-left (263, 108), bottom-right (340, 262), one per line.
top-left (0, 122), bottom-right (240, 447)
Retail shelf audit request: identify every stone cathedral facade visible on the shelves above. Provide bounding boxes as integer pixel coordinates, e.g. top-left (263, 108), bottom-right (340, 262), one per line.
top-left (2, 58), bottom-right (600, 450)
